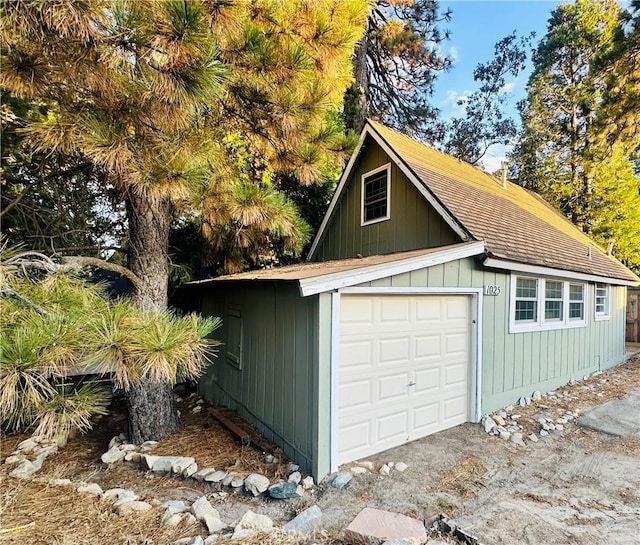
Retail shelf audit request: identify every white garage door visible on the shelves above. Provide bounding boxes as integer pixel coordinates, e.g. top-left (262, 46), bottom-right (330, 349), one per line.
top-left (338, 294), bottom-right (471, 464)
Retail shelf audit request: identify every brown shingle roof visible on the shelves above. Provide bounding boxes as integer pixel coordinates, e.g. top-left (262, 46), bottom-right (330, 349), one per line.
top-left (190, 242), bottom-right (482, 284)
top-left (368, 120), bottom-right (639, 283)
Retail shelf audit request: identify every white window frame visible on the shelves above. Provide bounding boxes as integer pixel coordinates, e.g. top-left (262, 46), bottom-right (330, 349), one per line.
top-left (594, 283), bottom-right (610, 321)
top-left (360, 163), bottom-right (391, 226)
top-left (509, 275), bottom-right (588, 333)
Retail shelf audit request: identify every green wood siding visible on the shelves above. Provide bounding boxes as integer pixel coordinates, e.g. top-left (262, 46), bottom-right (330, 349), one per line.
top-left (311, 138), bottom-right (458, 261)
top-left (198, 282), bottom-right (321, 472)
top-left (357, 257), bottom-right (626, 413)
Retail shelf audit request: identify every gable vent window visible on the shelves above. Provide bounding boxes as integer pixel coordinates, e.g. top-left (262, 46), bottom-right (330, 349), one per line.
top-left (361, 163), bottom-right (391, 226)
top-left (510, 275), bottom-right (588, 333)
top-left (595, 283), bottom-right (610, 320)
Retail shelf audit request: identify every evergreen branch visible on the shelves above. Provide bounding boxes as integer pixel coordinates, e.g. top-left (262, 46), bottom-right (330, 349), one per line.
top-left (60, 256), bottom-right (142, 289)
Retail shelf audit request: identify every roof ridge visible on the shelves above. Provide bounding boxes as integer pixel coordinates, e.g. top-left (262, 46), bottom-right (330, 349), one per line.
top-left (366, 118), bottom-right (504, 187)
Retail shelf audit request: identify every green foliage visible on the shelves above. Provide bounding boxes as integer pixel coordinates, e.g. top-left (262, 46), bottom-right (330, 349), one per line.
top-left (1, 0), bottom-right (367, 438)
top-left (0, 242), bottom-right (220, 442)
top-left (444, 32), bottom-right (534, 165)
top-left (0, 94), bottom-right (125, 255)
top-left (346, 0), bottom-right (453, 140)
top-left (512, 0), bottom-right (640, 270)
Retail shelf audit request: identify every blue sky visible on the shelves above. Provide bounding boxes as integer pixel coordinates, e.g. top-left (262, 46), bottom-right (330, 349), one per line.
top-left (432, 1), bottom-right (561, 171)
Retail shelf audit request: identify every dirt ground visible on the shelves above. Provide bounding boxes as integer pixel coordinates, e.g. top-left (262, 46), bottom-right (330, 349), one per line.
top-left (2, 356), bottom-right (639, 545)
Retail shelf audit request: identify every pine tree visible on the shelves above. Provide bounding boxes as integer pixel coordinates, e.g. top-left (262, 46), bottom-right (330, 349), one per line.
top-left (344, 0), bottom-right (452, 140)
top-left (512, 0), bottom-right (640, 270)
top-left (444, 32), bottom-right (533, 166)
top-left (1, 0), bottom-right (368, 441)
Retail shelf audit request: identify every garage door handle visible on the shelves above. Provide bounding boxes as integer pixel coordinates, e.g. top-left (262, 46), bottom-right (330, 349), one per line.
top-left (408, 381), bottom-right (416, 386)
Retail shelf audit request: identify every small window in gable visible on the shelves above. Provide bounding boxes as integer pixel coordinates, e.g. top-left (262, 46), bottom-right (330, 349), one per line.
top-left (361, 163), bottom-right (391, 226)
top-left (595, 283), bottom-right (610, 320)
top-left (226, 307), bottom-right (243, 369)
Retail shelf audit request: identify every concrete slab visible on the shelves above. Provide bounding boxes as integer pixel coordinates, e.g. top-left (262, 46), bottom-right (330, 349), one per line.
top-left (577, 389), bottom-right (640, 437)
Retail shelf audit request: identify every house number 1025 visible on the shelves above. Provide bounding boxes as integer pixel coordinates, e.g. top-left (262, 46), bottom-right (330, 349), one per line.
top-left (484, 285), bottom-right (501, 296)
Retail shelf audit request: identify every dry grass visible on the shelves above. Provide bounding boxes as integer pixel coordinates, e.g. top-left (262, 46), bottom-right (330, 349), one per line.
top-left (0, 473), bottom-right (342, 545)
top-left (598, 435), bottom-right (640, 456)
top-left (1, 394), bottom-right (294, 504)
top-left (0, 473), bottom-right (195, 544)
top-left (437, 455), bottom-right (487, 499)
top-left (151, 402), bottom-right (290, 480)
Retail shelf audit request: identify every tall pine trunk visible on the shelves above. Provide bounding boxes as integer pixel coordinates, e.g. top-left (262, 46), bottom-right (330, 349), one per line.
top-left (124, 190), bottom-right (179, 444)
top-left (344, 20), bottom-right (369, 133)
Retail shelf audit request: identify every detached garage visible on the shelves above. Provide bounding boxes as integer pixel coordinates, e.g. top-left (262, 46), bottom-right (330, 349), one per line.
top-left (186, 121), bottom-right (638, 480)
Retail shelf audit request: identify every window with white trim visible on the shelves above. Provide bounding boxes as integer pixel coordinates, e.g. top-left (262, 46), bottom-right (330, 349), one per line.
top-left (510, 275), bottom-right (587, 332)
top-left (515, 277), bottom-right (538, 322)
top-left (544, 280), bottom-right (563, 321)
top-left (595, 283), bottom-right (610, 319)
top-left (569, 284), bottom-right (585, 320)
top-left (361, 163), bottom-right (391, 225)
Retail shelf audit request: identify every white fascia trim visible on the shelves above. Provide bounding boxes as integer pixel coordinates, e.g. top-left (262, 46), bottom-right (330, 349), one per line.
top-left (337, 286), bottom-right (483, 423)
top-left (329, 291), bottom-right (340, 474)
top-left (307, 123), bottom-right (471, 259)
top-left (299, 241), bottom-right (485, 297)
top-left (484, 257), bottom-right (639, 287)
top-left (307, 129), bottom-right (369, 260)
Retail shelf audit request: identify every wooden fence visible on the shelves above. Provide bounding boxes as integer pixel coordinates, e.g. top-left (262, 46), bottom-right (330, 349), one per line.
top-left (627, 288), bottom-right (640, 343)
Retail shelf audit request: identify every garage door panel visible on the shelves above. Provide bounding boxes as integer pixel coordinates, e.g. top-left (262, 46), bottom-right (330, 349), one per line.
top-left (377, 410), bottom-right (409, 441)
top-left (339, 420), bottom-right (371, 459)
top-left (444, 396), bottom-right (467, 421)
top-left (378, 373), bottom-right (411, 401)
top-left (339, 294), bottom-right (471, 465)
top-left (445, 332), bottom-right (468, 354)
top-left (415, 299), bottom-right (442, 321)
top-left (379, 299), bottom-right (411, 323)
top-left (414, 368), bottom-right (440, 392)
top-left (446, 297), bottom-right (470, 319)
top-left (379, 337), bottom-right (410, 364)
top-left (414, 334), bottom-right (441, 358)
top-left (339, 378), bottom-right (373, 411)
top-left (341, 297), bottom-right (375, 324)
top-left (340, 339), bottom-right (374, 371)
top-left (445, 364), bottom-right (467, 386)
top-left (413, 401), bottom-right (440, 431)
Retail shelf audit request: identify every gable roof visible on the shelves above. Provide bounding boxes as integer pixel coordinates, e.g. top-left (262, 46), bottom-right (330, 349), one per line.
top-left (190, 241), bottom-right (485, 296)
top-left (309, 120), bottom-right (638, 286)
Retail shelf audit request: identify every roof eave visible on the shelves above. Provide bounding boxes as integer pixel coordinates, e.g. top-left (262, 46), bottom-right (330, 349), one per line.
top-left (299, 241), bottom-right (486, 296)
top-left (483, 256), bottom-right (640, 287)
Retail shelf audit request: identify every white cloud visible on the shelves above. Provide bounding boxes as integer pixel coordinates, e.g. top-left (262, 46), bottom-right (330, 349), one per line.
top-left (441, 89), bottom-right (472, 116)
top-left (501, 81), bottom-right (516, 93)
top-left (448, 45), bottom-right (459, 63)
top-left (479, 143), bottom-right (511, 174)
